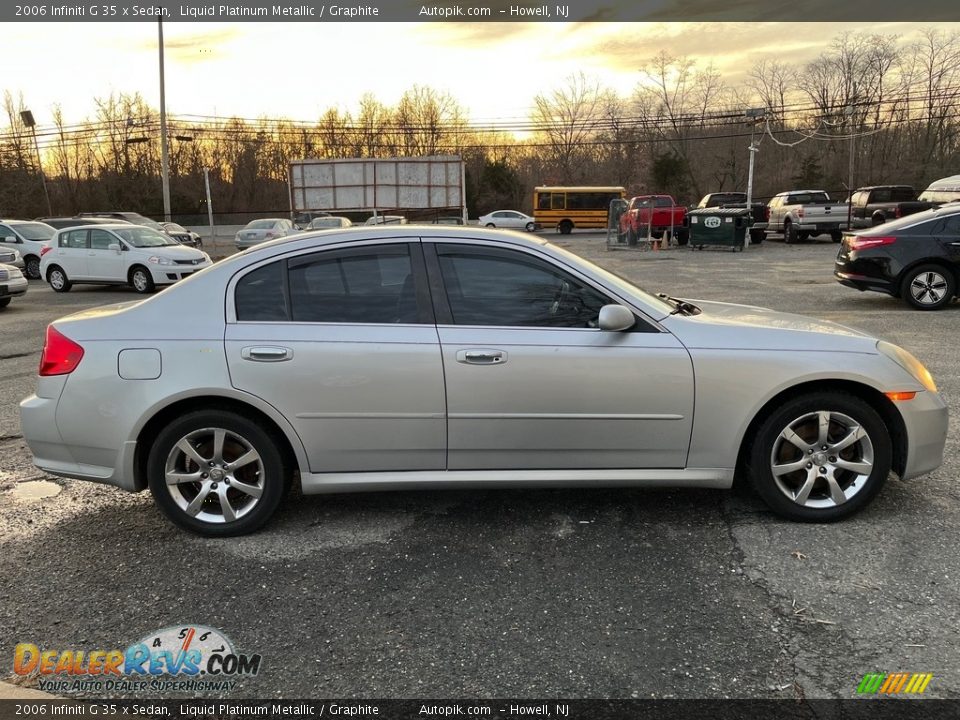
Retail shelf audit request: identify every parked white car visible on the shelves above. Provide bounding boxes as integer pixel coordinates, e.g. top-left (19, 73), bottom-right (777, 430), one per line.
top-left (40, 224), bottom-right (211, 294)
top-left (0, 245), bottom-right (25, 272)
top-left (0, 219), bottom-right (56, 279)
top-left (0, 263), bottom-right (27, 308)
top-left (306, 216), bottom-right (353, 230)
top-left (478, 210), bottom-right (537, 232)
top-left (235, 219), bottom-right (297, 250)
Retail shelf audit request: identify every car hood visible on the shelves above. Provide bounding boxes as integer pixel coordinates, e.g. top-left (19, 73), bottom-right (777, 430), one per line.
top-left (139, 244), bottom-right (206, 259)
top-left (662, 299), bottom-right (879, 353)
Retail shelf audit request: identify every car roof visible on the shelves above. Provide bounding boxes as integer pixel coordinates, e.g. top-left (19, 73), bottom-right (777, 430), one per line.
top-left (1, 218), bottom-right (51, 224)
top-left (53, 223), bottom-right (142, 232)
top-left (251, 225), bottom-right (548, 251)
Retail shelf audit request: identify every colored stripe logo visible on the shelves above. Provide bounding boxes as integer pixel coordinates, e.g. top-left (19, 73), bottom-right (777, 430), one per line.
top-left (857, 673), bottom-right (933, 694)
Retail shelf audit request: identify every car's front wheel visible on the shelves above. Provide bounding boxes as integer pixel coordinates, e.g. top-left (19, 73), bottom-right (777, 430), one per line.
top-left (525, 222), bottom-right (536, 232)
top-left (902, 264), bottom-right (955, 310)
top-left (47, 265), bottom-right (72, 292)
top-left (130, 266), bottom-right (155, 294)
top-left (147, 410), bottom-right (288, 536)
top-left (748, 393), bottom-right (891, 522)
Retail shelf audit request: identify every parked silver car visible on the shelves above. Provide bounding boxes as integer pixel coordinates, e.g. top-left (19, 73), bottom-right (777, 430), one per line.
top-left (235, 218), bottom-right (296, 250)
top-left (20, 228), bottom-right (948, 536)
top-left (0, 263), bottom-right (27, 308)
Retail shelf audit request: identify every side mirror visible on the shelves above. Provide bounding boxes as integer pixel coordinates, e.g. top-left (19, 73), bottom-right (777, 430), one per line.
top-left (2, 235), bottom-right (18, 244)
top-left (108, 243), bottom-right (121, 253)
top-left (598, 304), bottom-right (636, 332)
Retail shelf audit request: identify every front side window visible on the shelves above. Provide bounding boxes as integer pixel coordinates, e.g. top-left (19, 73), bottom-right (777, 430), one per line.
top-left (89, 229), bottom-right (116, 250)
top-left (436, 245), bottom-right (609, 328)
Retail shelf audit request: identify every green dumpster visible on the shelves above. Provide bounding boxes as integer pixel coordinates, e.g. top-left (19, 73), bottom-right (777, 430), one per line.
top-left (685, 207), bottom-right (753, 252)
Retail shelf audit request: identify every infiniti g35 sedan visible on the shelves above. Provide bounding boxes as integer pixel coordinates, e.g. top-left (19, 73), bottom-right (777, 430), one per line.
top-left (20, 227), bottom-right (948, 536)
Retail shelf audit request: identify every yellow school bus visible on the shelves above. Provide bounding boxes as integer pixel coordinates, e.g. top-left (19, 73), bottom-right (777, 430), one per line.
top-left (533, 186), bottom-right (627, 234)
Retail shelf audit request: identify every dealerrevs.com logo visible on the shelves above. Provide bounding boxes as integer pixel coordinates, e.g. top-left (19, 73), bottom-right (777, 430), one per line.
top-left (857, 673), bottom-right (934, 695)
top-left (13, 625), bottom-right (261, 694)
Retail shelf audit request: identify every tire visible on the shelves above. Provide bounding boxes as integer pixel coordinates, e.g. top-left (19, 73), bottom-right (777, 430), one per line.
top-left (25, 255), bottom-right (41, 280)
top-left (0, 297), bottom-right (10, 308)
top-left (676, 228), bottom-right (689, 247)
top-left (558, 220), bottom-right (573, 235)
top-left (901, 264), bottom-right (955, 311)
top-left (47, 265), bottom-right (72, 292)
top-left (830, 230), bottom-right (843, 243)
top-left (749, 229), bottom-right (765, 245)
top-left (146, 409), bottom-right (288, 536)
top-left (485, 223), bottom-right (496, 228)
top-left (130, 265), bottom-right (155, 294)
top-left (872, 214), bottom-right (885, 226)
top-left (524, 222), bottom-right (536, 233)
top-left (747, 392), bottom-right (891, 522)
top-left (783, 221), bottom-right (797, 244)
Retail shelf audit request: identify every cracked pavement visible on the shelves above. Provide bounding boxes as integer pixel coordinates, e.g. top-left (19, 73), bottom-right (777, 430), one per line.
top-left (1, 235), bottom-right (957, 698)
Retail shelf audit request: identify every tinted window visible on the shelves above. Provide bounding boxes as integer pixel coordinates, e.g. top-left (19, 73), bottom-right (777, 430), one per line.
top-left (60, 230), bottom-right (88, 248)
top-left (89, 229), bottom-right (116, 250)
top-left (235, 262), bottom-right (289, 322)
top-left (891, 187), bottom-right (915, 202)
top-left (436, 245), bottom-right (609, 328)
top-left (537, 193), bottom-right (552, 210)
top-left (288, 245), bottom-right (415, 324)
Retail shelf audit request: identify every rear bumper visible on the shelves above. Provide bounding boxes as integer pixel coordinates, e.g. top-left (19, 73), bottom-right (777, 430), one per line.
top-left (797, 222), bottom-right (843, 232)
top-left (834, 269), bottom-right (897, 296)
top-left (899, 390), bottom-right (949, 480)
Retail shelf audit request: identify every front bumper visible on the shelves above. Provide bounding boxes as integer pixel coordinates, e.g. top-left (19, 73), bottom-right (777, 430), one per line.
top-left (0, 276), bottom-right (28, 298)
top-left (149, 260), bottom-right (212, 284)
top-left (899, 390), bottom-right (949, 480)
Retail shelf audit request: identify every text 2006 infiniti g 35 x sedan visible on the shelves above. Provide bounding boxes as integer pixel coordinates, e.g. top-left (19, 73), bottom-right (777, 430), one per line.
top-left (20, 227), bottom-right (948, 536)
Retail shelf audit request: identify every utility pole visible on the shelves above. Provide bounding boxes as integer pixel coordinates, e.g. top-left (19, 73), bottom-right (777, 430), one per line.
top-left (744, 108), bottom-right (765, 247)
top-left (846, 84), bottom-right (859, 231)
top-left (20, 110), bottom-right (52, 216)
top-left (158, 17), bottom-right (171, 222)
top-left (204, 168), bottom-right (215, 242)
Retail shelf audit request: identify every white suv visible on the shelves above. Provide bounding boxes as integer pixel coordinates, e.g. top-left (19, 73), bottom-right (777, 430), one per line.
top-left (0, 219), bottom-right (56, 279)
top-left (40, 224), bottom-right (212, 294)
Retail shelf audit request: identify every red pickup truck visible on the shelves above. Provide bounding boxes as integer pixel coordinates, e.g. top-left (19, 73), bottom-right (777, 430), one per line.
top-left (619, 195), bottom-right (688, 245)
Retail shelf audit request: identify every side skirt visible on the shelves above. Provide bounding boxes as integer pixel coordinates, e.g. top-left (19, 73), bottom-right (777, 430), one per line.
top-left (301, 468), bottom-right (734, 495)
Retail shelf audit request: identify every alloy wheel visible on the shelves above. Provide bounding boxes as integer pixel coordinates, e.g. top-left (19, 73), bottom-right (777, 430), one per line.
top-left (909, 271), bottom-right (949, 306)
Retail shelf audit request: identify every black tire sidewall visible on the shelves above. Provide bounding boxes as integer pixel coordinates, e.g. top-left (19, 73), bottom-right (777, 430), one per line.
top-left (748, 392), bottom-right (892, 522)
top-left (131, 266), bottom-right (155, 294)
top-left (147, 410), bottom-right (287, 536)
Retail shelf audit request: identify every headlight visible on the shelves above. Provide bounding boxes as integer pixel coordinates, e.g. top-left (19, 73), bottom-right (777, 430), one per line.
top-left (147, 256), bottom-right (173, 266)
top-left (201, 252), bottom-right (211, 262)
top-left (877, 341), bottom-right (937, 392)
top-left (9, 268), bottom-right (23, 279)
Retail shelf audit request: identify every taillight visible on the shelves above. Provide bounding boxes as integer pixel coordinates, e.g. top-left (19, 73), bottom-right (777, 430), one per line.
top-left (797, 207), bottom-right (805, 218)
top-left (265, 231), bottom-right (278, 239)
top-left (894, 207), bottom-right (903, 218)
top-left (850, 235), bottom-right (896, 251)
top-left (764, 206), bottom-right (770, 221)
top-left (39, 326), bottom-right (84, 376)
top-left (40, 245), bottom-right (52, 257)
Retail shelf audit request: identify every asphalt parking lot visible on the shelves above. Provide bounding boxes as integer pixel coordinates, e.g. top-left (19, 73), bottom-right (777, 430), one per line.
top-left (1, 233), bottom-right (958, 699)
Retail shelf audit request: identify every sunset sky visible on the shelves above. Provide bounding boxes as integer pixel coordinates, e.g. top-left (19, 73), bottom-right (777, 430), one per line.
top-left (2, 22), bottom-right (957, 129)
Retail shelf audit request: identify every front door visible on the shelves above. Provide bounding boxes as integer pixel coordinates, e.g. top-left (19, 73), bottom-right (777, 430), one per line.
top-left (86, 229), bottom-right (127, 281)
top-left (425, 241), bottom-right (694, 470)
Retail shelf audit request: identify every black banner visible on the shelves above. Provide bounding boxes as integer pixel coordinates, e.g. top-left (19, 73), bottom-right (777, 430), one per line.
top-left (1, 700), bottom-right (959, 720)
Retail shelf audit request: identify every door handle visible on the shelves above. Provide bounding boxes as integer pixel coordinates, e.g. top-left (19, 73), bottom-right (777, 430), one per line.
top-left (241, 346), bottom-right (293, 362)
top-left (456, 349), bottom-right (507, 365)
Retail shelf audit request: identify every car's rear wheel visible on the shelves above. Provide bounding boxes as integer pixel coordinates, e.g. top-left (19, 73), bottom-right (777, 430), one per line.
top-left (748, 393), bottom-right (891, 522)
top-left (130, 265), bottom-right (155, 294)
top-left (485, 223), bottom-right (496, 228)
top-left (558, 220), bottom-right (573, 235)
top-left (784, 221), bottom-right (797, 244)
top-left (47, 265), bottom-right (71, 292)
top-left (25, 255), bottom-right (41, 280)
top-left (749, 229), bottom-right (764, 245)
top-left (902, 264), bottom-right (955, 311)
top-left (147, 410), bottom-right (288, 536)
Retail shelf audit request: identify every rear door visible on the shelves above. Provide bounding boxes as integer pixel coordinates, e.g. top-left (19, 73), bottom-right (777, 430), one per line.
top-left (425, 240), bottom-right (694, 470)
top-left (225, 240), bottom-right (446, 474)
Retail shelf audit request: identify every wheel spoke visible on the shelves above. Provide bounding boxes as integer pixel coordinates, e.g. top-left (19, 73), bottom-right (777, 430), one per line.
top-left (834, 458), bottom-right (872, 475)
top-left (825, 476), bottom-right (848, 506)
top-left (212, 429), bottom-right (226, 464)
top-left (218, 489), bottom-right (237, 522)
top-left (176, 439), bottom-right (209, 468)
top-left (773, 458), bottom-right (808, 477)
top-left (817, 411), bottom-right (830, 446)
top-left (226, 448), bottom-right (260, 472)
top-left (185, 481), bottom-right (213, 516)
top-left (794, 473), bottom-right (817, 505)
top-left (830, 425), bottom-right (866, 453)
top-left (166, 470), bottom-right (203, 486)
top-left (230, 479), bottom-right (263, 499)
top-left (780, 427), bottom-right (812, 451)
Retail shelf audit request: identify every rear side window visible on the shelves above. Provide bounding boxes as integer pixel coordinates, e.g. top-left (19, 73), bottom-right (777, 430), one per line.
top-left (235, 262), bottom-right (289, 322)
top-left (60, 230), bottom-right (88, 249)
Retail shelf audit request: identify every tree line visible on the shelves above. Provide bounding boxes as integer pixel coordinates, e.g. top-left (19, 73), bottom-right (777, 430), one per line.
top-left (1, 28), bottom-right (958, 224)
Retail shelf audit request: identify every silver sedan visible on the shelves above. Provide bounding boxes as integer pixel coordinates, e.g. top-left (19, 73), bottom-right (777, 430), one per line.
top-left (20, 227), bottom-right (948, 536)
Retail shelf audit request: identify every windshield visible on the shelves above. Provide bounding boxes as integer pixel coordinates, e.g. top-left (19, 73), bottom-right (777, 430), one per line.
top-left (308, 218), bottom-right (345, 228)
top-left (247, 220), bottom-right (278, 230)
top-left (164, 223), bottom-right (187, 232)
top-left (12, 222), bottom-right (55, 241)
top-left (547, 242), bottom-right (674, 317)
top-left (113, 227), bottom-right (180, 247)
